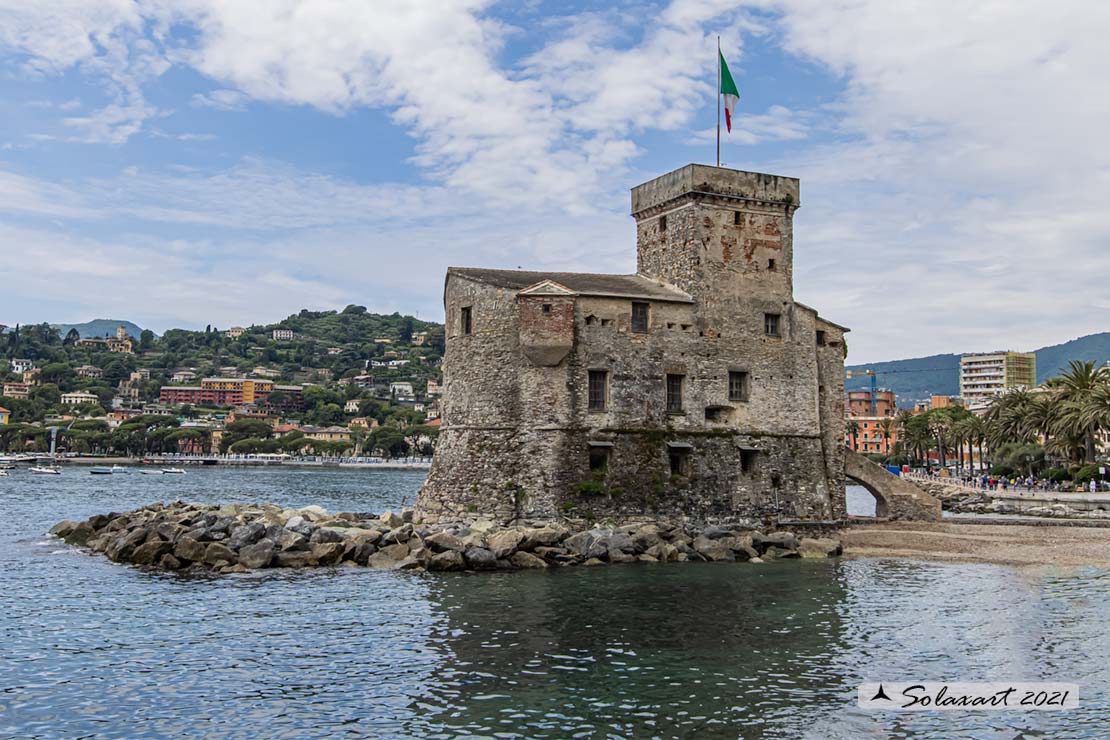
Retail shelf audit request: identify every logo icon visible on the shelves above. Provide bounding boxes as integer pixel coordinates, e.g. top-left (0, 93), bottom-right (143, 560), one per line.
top-left (870, 684), bottom-right (892, 701)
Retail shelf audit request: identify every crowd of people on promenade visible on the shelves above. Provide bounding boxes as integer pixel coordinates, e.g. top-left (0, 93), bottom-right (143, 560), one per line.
top-left (907, 469), bottom-right (1107, 494)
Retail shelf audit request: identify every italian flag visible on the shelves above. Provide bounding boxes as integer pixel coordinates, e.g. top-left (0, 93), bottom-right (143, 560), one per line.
top-left (719, 51), bottom-right (740, 133)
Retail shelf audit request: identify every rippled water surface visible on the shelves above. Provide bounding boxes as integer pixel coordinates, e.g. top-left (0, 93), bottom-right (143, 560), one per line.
top-left (3, 467), bottom-right (1109, 738)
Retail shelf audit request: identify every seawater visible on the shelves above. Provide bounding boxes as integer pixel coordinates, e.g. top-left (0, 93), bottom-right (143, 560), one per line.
top-left (2, 468), bottom-right (1109, 738)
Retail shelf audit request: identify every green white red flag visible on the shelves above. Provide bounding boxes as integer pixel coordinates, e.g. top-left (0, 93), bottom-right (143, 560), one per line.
top-left (719, 51), bottom-right (740, 132)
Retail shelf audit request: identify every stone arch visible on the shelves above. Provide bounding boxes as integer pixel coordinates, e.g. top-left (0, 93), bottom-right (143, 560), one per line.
top-left (844, 449), bottom-right (941, 521)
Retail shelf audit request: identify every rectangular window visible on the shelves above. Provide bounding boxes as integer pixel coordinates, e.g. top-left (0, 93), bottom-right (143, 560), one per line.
top-left (816, 330), bottom-right (826, 346)
top-left (631, 302), bottom-right (649, 333)
top-left (728, 371), bottom-right (750, 402)
top-left (589, 446), bottom-right (609, 472)
top-left (659, 214), bottom-right (667, 232)
top-left (542, 303), bottom-right (552, 314)
top-left (669, 448), bottom-right (689, 476)
top-left (588, 370), bottom-right (608, 412)
top-left (734, 211), bottom-right (742, 226)
top-left (763, 313), bottom-right (780, 337)
top-left (767, 258), bottom-right (776, 271)
top-left (740, 449), bottom-right (757, 473)
top-left (666, 374), bottom-right (684, 413)
top-left (460, 306), bottom-right (472, 335)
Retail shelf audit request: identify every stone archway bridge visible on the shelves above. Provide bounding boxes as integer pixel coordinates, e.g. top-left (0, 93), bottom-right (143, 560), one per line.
top-left (844, 449), bottom-right (941, 521)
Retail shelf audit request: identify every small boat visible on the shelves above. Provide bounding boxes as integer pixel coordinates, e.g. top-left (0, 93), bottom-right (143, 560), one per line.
top-left (0, 470), bottom-right (8, 477)
top-left (161, 468), bottom-right (186, 475)
top-left (141, 469), bottom-right (164, 475)
top-left (30, 466), bottom-right (61, 475)
top-left (110, 465), bottom-right (131, 474)
top-left (90, 467), bottom-right (113, 475)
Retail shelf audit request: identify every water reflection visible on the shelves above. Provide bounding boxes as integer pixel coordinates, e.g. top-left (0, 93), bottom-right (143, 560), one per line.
top-left (3, 469), bottom-right (1110, 738)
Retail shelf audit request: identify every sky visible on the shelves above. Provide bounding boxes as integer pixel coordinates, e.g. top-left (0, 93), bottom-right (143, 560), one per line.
top-left (1, 0), bottom-right (1107, 364)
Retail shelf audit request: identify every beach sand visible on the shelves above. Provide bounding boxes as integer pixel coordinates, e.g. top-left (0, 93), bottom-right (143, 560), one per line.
top-left (842, 521), bottom-right (1110, 568)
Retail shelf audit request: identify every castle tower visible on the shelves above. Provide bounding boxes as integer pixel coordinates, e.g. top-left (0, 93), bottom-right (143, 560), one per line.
top-left (631, 164), bottom-right (798, 323)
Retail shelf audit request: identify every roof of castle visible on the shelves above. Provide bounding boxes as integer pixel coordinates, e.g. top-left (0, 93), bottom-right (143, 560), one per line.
top-left (447, 267), bottom-right (694, 303)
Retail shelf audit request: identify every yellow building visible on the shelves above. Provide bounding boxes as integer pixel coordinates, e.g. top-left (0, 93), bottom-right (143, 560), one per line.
top-left (0, 406), bottom-right (9, 425)
top-left (200, 377), bottom-right (274, 404)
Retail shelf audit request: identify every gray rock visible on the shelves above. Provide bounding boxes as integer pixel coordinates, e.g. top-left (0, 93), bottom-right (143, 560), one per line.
top-left (607, 548), bottom-right (635, 564)
top-left (63, 522), bottom-right (96, 547)
top-left (645, 542), bottom-right (679, 562)
top-left (311, 542), bottom-right (344, 565)
top-left (519, 524), bottom-right (570, 550)
top-left (204, 542), bottom-right (238, 566)
top-left (797, 538), bottom-right (842, 558)
top-left (637, 553), bottom-right (659, 563)
top-left (159, 553), bottom-right (182, 570)
top-left (309, 527), bottom-right (346, 545)
top-left (564, 529), bottom-right (632, 559)
top-left (763, 546), bottom-right (800, 560)
top-left (487, 529), bottom-right (525, 558)
top-left (510, 551), bottom-right (548, 569)
top-left (174, 536), bottom-right (206, 563)
top-left (285, 516), bottom-right (317, 536)
top-left (379, 511), bottom-right (404, 528)
top-left (299, 505), bottom-right (330, 522)
top-left (130, 540), bottom-right (172, 565)
top-left (426, 531), bottom-right (466, 552)
top-left (381, 523), bottom-right (413, 546)
top-left (239, 540), bottom-right (276, 569)
top-left (49, 520), bottom-right (78, 538)
top-left (344, 541), bottom-right (377, 566)
top-left (428, 550), bottom-right (466, 571)
top-left (692, 535), bottom-right (734, 562)
top-left (343, 527), bottom-right (383, 545)
top-left (274, 551), bottom-right (313, 568)
top-left (395, 556), bottom-right (424, 571)
top-left (228, 522), bottom-right (266, 550)
top-left (756, 531), bottom-right (798, 552)
top-left (701, 524), bottom-right (735, 540)
top-left (105, 527), bottom-right (149, 562)
top-left (463, 547), bottom-right (498, 570)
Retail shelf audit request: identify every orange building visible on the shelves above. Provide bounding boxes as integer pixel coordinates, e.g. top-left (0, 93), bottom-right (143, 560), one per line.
top-left (845, 389), bottom-right (900, 455)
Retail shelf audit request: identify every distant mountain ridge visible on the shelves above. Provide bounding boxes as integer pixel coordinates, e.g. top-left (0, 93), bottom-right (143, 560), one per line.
top-left (846, 332), bottom-right (1110, 404)
top-left (51, 319), bottom-right (153, 340)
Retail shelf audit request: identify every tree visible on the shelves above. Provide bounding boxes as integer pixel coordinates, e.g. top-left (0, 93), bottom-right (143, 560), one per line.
top-left (139, 329), bottom-right (155, 351)
top-left (1050, 360), bottom-right (1108, 463)
top-left (220, 419), bottom-right (274, 451)
top-left (63, 328), bottom-right (80, 346)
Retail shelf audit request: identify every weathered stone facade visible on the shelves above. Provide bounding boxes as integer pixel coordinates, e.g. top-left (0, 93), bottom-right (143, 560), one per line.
top-left (417, 164), bottom-right (849, 526)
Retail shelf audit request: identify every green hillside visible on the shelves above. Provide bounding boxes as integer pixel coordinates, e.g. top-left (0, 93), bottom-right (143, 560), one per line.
top-left (847, 332), bottom-right (1110, 405)
top-left (51, 319), bottom-right (151, 339)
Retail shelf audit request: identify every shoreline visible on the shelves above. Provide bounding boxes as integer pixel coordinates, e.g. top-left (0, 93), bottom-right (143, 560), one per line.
top-left (842, 520), bottom-right (1110, 568)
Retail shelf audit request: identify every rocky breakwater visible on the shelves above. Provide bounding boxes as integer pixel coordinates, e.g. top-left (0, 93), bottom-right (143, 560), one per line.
top-left (49, 501), bottom-right (844, 573)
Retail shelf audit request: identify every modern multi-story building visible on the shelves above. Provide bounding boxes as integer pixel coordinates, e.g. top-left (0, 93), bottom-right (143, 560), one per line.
top-left (159, 377), bottom-right (305, 410)
top-left (845, 389), bottom-right (900, 456)
top-left (959, 351), bottom-right (1036, 410)
top-left (272, 329), bottom-right (294, 342)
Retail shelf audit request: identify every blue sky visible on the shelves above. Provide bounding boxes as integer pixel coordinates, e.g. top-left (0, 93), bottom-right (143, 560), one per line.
top-left (1, 0), bottom-right (1108, 363)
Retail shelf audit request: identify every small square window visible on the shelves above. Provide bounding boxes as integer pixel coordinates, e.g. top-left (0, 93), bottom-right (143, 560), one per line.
top-left (542, 303), bottom-right (552, 314)
top-left (763, 313), bottom-right (780, 337)
top-left (588, 370), bottom-right (608, 412)
top-left (666, 374), bottom-right (684, 413)
top-left (631, 302), bottom-right (649, 333)
top-left (589, 446), bottom-right (609, 472)
top-left (460, 306), bottom-right (473, 335)
top-left (728, 371), bottom-right (749, 402)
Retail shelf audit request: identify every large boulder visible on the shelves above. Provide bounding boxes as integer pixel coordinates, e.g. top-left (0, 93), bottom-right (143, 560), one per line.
top-left (49, 521), bottom-right (79, 539)
top-left (309, 527), bottom-right (347, 545)
top-left (379, 511), bottom-right (404, 529)
top-left (510, 551), bottom-right (548, 569)
top-left (691, 535), bottom-right (734, 562)
top-left (239, 540), bottom-right (276, 569)
top-left (428, 550), bottom-right (466, 571)
top-left (63, 522), bottom-right (96, 547)
top-left (519, 524), bottom-right (569, 550)
top-left (381, 523), bottom-right (413, 546)
top-left (105, 527), bottom-right (150, 562)
top-left (564, 529), bottom-right (633, 559)
top-left (425, 532), bottom-right (466, 553)
top-left (756, 531), bottom-right (798, 552)
top-left (797, 538), bottom-right (842, 559)
top-left (487, 530), bottom-right (525, 558)
top-left (463, 547), bottom-right (498, 570)
top-left (228, 522), bottom-right (267, 550)
top-left (203, 542), bottom-right (238, 566)
top-left (311, 542), bottom-right (345, 565)
top-left (174, 537), bottom-right (206, 563)
top-left (130, 540), bottom-right (172, 565)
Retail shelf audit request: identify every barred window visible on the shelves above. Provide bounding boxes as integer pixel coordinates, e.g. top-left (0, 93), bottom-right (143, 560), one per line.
top-left (588, 370), bottom-right (608, 412)
top-left (631, 302), bottom-right (649, 333)
top-left (666, 374), bottom-right (684, 413)
top-left (728, 371), bottom-right (749, 402)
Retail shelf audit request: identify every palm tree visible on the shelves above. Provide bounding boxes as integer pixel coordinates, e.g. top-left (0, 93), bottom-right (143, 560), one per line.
top-left (1050, 360), bottom-right (1108, 463)
top-left (878, 417), bottom-right (895, 456)
top-left (846, 419), bottom-right (860, 451)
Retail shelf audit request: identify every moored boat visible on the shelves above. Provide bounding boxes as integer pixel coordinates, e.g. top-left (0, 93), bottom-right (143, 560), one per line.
top-left (141, 470), bottom-right (164, 475)
top-left (30, 466), bottom-right (61, 475)
top-left (90, 467), bottom-right (113, 475)
top-left (161, 468), bottom-right (186, 475)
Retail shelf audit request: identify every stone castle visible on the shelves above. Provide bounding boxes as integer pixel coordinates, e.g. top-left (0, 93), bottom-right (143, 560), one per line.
top-left (416, 164), bottom-right (849, 525)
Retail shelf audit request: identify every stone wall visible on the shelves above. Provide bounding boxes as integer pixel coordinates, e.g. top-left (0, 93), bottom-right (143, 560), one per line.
top-left (418, 164), bottom-right (848, 526)
top-left (844, 450), bottom-right (941, 521)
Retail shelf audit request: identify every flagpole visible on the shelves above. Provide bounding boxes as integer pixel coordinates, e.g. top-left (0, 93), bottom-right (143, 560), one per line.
top-left (716, 35), bottom-right (721, 168)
